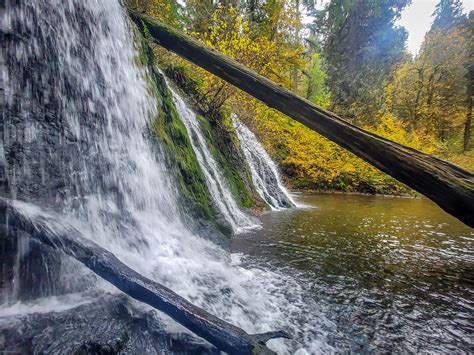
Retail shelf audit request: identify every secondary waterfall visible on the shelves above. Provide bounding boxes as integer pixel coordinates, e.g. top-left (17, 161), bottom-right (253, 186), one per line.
top-left (168, 86), bottom-right (258, 233)
top-left (232, 116), bottom-right (296, 210)
top-left (1, 0), bottom-right (332, 353)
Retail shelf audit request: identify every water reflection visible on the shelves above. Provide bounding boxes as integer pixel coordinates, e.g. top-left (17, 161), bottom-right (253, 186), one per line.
top-left (232, 193), bottom-right (474, 352)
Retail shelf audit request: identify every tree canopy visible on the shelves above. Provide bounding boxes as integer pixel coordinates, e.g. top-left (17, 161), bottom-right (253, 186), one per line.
top-left (131, 0), bottom-right (473, 194)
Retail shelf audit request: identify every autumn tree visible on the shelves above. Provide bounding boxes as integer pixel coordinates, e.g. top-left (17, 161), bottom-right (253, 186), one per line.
top-left (135, 0), bottom-right (473, 191)
top-left (180, 2), bottom-right (306, 117)
top-left (386, 27), bottom-right (470, 145)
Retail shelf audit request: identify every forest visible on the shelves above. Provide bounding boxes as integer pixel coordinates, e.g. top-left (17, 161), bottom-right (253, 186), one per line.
top-left (131, 0), bottom-right (473, 194)
top-left (1, 0), bottom-right (473, 353)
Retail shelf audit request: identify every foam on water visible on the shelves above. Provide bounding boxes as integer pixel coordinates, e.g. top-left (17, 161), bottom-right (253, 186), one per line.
top-left (8, 199), bottom-right (334, 353)
top-left (0, 293), bottom-right (95, 318)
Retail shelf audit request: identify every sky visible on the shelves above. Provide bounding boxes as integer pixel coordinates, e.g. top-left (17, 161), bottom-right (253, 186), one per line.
top-left (398, 0), bottom-right (474, 54)
top-left (312, 0), bottom-right (474, 54)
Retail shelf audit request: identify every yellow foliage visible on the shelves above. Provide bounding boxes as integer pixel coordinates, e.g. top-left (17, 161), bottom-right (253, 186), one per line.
top-left (386, 27), bottom-right (469, 140)
top-left (237, 102), bottom-right (437, 193)
top-left (188, 5), bottom-right (305, 113)
top-left (139, 0), bottom-right (466, 194)
top-left (128, 0), bottom-right (180, 27)
top-left (368, 112), bottom-right (436, 154)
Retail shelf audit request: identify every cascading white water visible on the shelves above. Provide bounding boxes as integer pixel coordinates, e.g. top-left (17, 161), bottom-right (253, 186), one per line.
top-left (2, 0), bottom-right (334, 353)
top-left (2, 0), bottom-right (186, 295)
top-left (232, 116), bottom-right (297, 210)
top-left (168, 85), bottom-right (258, 233)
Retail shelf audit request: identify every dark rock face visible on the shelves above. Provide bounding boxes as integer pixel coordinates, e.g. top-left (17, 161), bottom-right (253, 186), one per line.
top-left (0, 1), bottom-right (264, 352)
top-left (2, 0), bottom-right (161, 301)
top-left (0, 294), bottom-right (218, 354)
top-left (3, 2), bottom-right (97, 206)
top-left (2, 0), bottom-right (141, 302)
top-left (1, 0), bottom-right (143, 299)
top-left (1, 1), bottom-right (87, 301)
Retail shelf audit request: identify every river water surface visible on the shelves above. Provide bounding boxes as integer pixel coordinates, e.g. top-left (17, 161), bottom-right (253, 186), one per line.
top-left (232, 193), bottom-right (474, 353)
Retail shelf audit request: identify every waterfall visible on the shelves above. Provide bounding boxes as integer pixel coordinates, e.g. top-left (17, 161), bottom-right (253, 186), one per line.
top-left (232, 116), bottom-right (297, 210)
top-left (1, 0), bottom-right (332, 353)
top-left (168, 86), bottom-right (258, 233)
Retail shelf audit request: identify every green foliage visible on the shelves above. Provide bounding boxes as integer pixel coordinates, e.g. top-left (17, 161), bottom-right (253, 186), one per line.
top-left (304, 53), bottom-right (330, 107)
top-left (316, 0), bottom-right (409, 122)
top-left (432, 0), bottom-right (465, 31)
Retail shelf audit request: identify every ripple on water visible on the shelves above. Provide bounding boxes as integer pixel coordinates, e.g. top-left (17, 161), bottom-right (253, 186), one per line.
top-left (232, 193), bottom-right (474, 352)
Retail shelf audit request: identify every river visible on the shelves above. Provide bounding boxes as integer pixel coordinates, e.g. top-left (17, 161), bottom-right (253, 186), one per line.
top-left (232, 193), bottom-right (474, 353)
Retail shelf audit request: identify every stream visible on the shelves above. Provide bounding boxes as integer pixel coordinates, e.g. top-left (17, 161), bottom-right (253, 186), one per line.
top-left (232, 193), bottom-right (474, 353)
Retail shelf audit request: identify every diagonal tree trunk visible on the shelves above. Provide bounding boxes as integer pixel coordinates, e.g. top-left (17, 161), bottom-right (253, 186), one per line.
top-left (464, 54), bottom-right (473, 152)
top-left (127, 9), bottom-right (474, 228)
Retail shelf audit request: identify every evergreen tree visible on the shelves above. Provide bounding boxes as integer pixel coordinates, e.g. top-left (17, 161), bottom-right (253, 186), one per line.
top-left (431, 0), bottom-right (465, 31)
top-left (316, 0), bottom-right (409, 123)
top-left (304, 52), bottom-right (330, 107)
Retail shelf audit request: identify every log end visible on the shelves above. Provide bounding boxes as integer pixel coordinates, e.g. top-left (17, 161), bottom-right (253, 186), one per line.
top-left (251, 330), bottom-right (291, 344)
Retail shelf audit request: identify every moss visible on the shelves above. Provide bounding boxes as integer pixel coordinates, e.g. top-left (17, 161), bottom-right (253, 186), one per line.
top-left (196, 114), bottom-right (258, 209)
top-left (133, 25), bottom-right (266, 236)
top-left (135, 29), bottom-right (232, 237)
top-left (162, 64), bottom-right (265, 210)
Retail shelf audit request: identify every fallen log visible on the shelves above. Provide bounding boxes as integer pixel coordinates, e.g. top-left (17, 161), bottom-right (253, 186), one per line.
top-left (0, 198), bottom-right (289, 354)
top-left (127, 9), bottom-right (474, 228)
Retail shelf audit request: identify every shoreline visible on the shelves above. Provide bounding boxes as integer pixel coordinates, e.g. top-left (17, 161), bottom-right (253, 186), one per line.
top-left (289, 189), bottom-right (422, 199)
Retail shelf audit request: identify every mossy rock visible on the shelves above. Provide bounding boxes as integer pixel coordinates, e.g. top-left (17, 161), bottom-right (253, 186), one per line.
top-left (133, 26), bottom-right (267, 236)
top-left (196, 114), bottom-right (257, 209)
top-left (134, 30), bottom-right (232, 237)
top-left (163, 64), bottom-right (265, 210)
